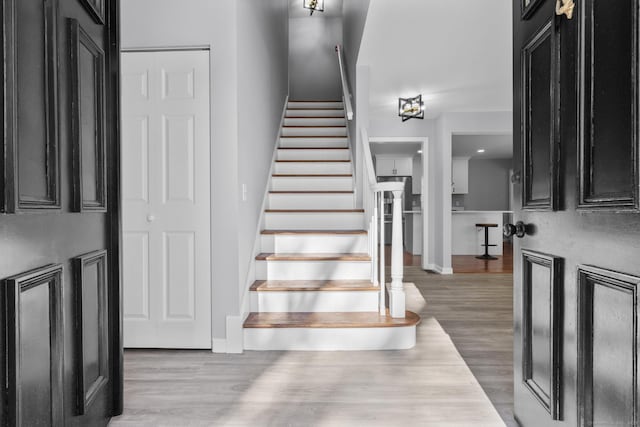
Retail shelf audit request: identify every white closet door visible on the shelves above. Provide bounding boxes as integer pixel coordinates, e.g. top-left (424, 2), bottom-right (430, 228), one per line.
top-left (121, 50), bottom-right (211, 348)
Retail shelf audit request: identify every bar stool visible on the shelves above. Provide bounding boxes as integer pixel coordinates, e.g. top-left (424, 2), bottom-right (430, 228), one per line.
top-left (475, 223), bottom-right (498, 260)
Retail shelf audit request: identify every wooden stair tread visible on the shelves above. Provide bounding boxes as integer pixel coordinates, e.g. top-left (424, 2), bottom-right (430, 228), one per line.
top-left (278, 147), bottom-right (348, 150)
top-left (284, 116), bottom-right (346, 119)
top-left (255, 253), bottom-right (370, 261)
top-left (276, 160), bottom-right (350, 163)
top-left (269, 190), bottom-right (353, 194)
top-left (287, 107), bottom-right (344, 110)
top-left (244, 311), bottom-right (420, 329)
top-left (272, 174), bottom-right (352, 177)
top-left (280, 136), bottom-right (346, 138)
top-left (250, 280), bottom-right (377, 292)
top-left (282, 125), bottom-right (346, 128)
top-left (265, 209), bottom-right (364, 213)
top-left (261, 229), bottom-right (366, 235)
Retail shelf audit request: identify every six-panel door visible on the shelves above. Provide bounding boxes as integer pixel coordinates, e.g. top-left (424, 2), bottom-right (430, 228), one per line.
top-left (121, 50), bottom-right (212, 349)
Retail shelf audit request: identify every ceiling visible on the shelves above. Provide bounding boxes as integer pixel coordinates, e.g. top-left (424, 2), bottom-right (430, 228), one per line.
top-left (358, 0), bottom-right (512, 119)
top-left (370, 141), bottom-right (422, 157)
top-left (452, 134), bottom-right (512, 159)
top-left (289, 0), bottom-right (344, 18)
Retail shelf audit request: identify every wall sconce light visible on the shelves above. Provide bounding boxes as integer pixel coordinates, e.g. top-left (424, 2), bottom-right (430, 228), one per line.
top-left (303, 0), bottom-right (324, 15)
top-left (398, 95), bottom-right (424, 122)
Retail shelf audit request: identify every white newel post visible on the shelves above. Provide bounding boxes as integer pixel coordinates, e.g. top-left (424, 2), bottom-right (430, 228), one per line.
top-left (389, 189), bottom-right (405, 318)
top-left (378, 191), bottom-right (386, 315)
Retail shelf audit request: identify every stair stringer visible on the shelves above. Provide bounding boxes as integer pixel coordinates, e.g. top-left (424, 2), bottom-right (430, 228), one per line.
top-left (225, 96), bottom-right (290, 354)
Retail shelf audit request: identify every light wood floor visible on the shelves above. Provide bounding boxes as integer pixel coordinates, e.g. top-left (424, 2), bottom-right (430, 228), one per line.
top-left (111, 273), bottom-right (510, 427)
top-left (407, 268), bottom-right (516, 426)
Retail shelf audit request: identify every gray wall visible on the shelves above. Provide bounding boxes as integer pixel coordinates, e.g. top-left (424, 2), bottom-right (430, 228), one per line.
top-left (342, 0), bottom-right (371, 166)
top-left (237, 0), bottom-right (289, 305)
top-left (121, 0), bottom-right (289, 345)
top-left (460, 158), bottom-right (511, 210)
top-left (289, 15), bottom-right (343, 100)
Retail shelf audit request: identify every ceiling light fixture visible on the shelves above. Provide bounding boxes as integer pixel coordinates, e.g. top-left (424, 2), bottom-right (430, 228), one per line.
top-left (417, 150), bottom-right (423, 154)
top-left (399, 95), bottom-right (424, 122)
top-left (303, 0), bottom-right (324, 15)
top-left (477, 149), bottom-right (486, 153)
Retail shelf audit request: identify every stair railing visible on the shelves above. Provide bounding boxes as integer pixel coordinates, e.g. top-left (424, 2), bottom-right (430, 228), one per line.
top-left (335, 45), bottom-right (354, 120)
top-left (335, 43), bottom-right (405, 318)
top-left (360, 127), bottom-right (406, 318)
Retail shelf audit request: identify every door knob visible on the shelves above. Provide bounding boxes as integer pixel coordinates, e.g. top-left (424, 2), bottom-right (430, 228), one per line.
top-left (146, 214), bottom-right (155, 222)
top-left (504, 221), bottom-right (527, 238)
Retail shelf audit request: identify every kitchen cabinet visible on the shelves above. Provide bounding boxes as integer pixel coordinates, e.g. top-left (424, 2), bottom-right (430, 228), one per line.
top-left (452, 157), bottom-right (469, 194)
top-left (376, 156), bottom-right (412, 176)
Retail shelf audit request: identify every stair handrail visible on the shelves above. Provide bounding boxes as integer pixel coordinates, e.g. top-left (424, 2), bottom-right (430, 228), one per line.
top-left (335, 44), bottom-right (354, 120)
top-left (360, 127), bottom-right (406, 318)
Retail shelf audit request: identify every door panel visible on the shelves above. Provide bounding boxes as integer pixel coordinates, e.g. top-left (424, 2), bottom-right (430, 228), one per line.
top-left (121, 50), bottom-right (211, 349)
top-left (4, 0), bottom-right (60, 211)
top-left (513, 0), bottom-right (640, 426)
top-left (578, 0), bottom-right (638, 209)
top-left (577, 266), bottom-right (639, 427)
top-left (1, 0), bottom-right (121, 425)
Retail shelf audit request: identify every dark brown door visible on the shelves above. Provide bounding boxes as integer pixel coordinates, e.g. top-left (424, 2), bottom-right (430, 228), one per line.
top-left (1, 0), bottom-right (122, 425)
top-left (513, 0), bottom-right (640, 425)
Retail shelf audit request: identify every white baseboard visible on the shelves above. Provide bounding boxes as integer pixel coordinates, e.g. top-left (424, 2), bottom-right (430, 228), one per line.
top-left (211, 314), bottom-right (248, 354)
top-left (433, 265), bottom-right (454, 275)
top-left (211, 338), bottom-right (227, 353)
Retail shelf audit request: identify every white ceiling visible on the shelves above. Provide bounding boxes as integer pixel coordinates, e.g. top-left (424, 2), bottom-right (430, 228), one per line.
top-left (289, 0), bottom-right (344, 18)
top-left (452, 134), bottom-right (513, 159)
top-left (358, 0), bottom-right (513, 119)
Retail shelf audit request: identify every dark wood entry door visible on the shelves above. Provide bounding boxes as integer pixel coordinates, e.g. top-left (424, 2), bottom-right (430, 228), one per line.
top-left (513, 0), bottom-right (640, 425)
top-left (0, 0), bottom-right (122, 425)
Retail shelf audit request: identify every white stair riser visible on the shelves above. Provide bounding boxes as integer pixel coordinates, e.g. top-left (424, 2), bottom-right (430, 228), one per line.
top-left (277, 149), bottom-right (349, 161)
top-left (250, 290), bottom-right (378, 312)
top-left (282, 127), bottom-right (347, 137)
top-left (264, 212), bottom-right (364, 230)
top-left (286, 109), bottom-right (344, 118)
top-left (279, 137), bottom-right (348, 148)
top-left (261, 234), bottom-right (368, 253)
top-left (256, 260), bottom-right (370, 280)
top-left (274, 162), bottom-right (351, 174)
top-left (271, 176), bottom-right (353, 191)
top-left (284, 118), bottom-right (345, 127)
top-left (243, 326), bottom-right (416, 351)
top-left (288, 101), bottom-right (343, 109)
top-left (268, 193), bottom-right (354, 210)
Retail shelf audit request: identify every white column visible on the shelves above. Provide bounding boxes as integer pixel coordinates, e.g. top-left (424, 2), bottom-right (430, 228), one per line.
top-left (389, 189), bottom-right (405, 318)
top-left (378, 192), bottom-right (386, 315)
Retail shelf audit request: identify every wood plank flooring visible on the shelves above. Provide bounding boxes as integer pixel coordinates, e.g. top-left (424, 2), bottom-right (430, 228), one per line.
top-left (452, 242), bottom-right (513, 273)
top-left (406, 267), bottom-right (516, 427)
top-left (111, 277), bottom-right (509, 427)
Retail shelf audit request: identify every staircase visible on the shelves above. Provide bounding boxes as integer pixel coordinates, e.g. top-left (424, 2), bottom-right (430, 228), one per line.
top-left (243, 100), bottom-right (420, 351)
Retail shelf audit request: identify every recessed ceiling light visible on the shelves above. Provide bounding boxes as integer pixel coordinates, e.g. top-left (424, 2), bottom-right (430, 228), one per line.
top-left (477, 149), bottom-right (485, 153)
top-left (417, 149), bottom-right (423, 154)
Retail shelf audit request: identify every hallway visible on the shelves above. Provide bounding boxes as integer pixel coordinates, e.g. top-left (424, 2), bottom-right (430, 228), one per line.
top-left (112, 268), bottom-right (513, 426)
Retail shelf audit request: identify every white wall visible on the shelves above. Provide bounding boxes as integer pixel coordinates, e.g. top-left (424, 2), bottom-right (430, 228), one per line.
top-left (121, 0), bottom-right (289, 350)
top-left (289, 15), bottom-right (343, 100)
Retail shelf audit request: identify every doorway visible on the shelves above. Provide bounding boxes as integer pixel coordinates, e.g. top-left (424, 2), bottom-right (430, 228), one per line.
top-left (368, 137), bottom-right (429, 269)
top-left (450, 133), bottom-right (514, 274)
top-left (120, 49), bottom-right (212, 348)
